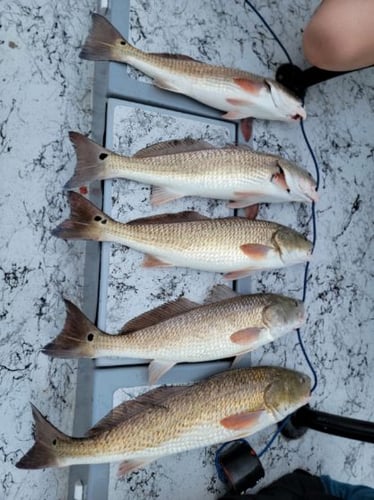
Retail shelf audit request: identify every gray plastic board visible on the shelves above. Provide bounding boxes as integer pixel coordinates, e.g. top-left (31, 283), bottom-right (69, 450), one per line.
top-left (95, 98), bottom-right (250, 368)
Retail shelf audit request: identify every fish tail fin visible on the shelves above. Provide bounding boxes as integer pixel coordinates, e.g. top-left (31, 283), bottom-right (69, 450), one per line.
top-left (16, 404), bottom-right (70, 470)
top-left (65, 132), bottom-right (114, 189)
top-left (51, 192), bottom-right (115, 242)
top-left (80, 13), bottom-right (132, 62)
top-left (42, 299), bottom-right (103, 359)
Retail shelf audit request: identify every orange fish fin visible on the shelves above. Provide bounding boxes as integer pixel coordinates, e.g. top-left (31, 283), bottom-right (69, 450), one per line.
top-left (142, 254), bottom-right (172, 268)
top-left (117, 459), bottom-right (152, 477)
top-left (226, 98), bottom-right (252, 106)
top-left (128, 211), bottom-right (210, 225)
top-left (204, 285), bottom-right (238, 304)
top-left (220, 409), bottom-right (266, 430)
top-left (223, 269), bottom-right (253, 280)
top-left (230, 327), bottom-right (263, 345)
top-left (244, 204), bottom-right (259, 220)
top-left (135, 138), bottom-right (214, 158)
top-left (86, 386), bottom-right (188, 437)
top-left (149, 360), bottom-right (176, 385)
top-left (151, 186), bottom-right (184, 206)
top-left (233, 78), bottom-right (263, 94)
top-left (240, 243), bottom-right (273, 260)
top-left (240, 117), bottom-right (253, 142)
top-left (119, 297), bottom-right (199, 334)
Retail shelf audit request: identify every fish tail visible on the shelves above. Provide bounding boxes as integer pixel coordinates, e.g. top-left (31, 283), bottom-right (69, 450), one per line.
top-left (16, 404), bottom-right (70, 470)
top-left (80, 13), bottom-right (132, 62)
top-left (65, 132), bottom-right (114, 189)
top-left (51, 192), bottom-right (115, 242)
top-left (42, 299), bottom-right (103, 358)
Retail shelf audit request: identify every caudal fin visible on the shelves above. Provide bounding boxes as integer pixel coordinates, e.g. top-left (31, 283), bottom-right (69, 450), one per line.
top-left (42, 299), bottom-right (103, 359)
top-left (16, 404), bottom-right (70, 470)
top-left (80, 13), bottom-right (131, 62)
top-left (65, 132), bottom-right (113, 189)
top-left (51, 192), bottom-right (114, 242)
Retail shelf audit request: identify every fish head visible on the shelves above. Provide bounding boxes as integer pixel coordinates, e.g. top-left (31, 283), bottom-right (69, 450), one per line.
top-left (277, 159), bottom-right (319, 203)
top-left (262, 296), bottom-right (305, 337)
top-left (264, 79), bottom-right (306, 122)
top-left (273, 227), bottom-right (313, 266)
top-left (264, 368), bottom-right (311, 419)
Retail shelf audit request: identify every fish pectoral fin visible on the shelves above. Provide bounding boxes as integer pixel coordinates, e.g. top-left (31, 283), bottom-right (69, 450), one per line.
top-left (153, 77), bottom-right (183, 94)
top-left (233, 77), bottom-right (263, 94)
top-left (142, 254), bottom-right (172, 268)
top-left (117, 458), bottom-right (152, 477)
top-left (223, 269), bottom-right (253, 280)
top-left (220, 409), bottom-right (266, 430)
top-left (149, 360), bottom-right (176, 385)
top-left (151, 186), bottom-right (184, 206)
top-left (230, 327), bottom-right (263, 345)
top-left (240, 243), bottom-right (273, 260)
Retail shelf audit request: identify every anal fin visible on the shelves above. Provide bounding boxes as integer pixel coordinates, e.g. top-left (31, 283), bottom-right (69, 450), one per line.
top-left (154, 78), bottom-right (182, 94)
top-left (151, 186), bottom-right (184, 206)
top-left (223, 269), bottom-right (253, 281)
top-left (149, 360), bottom-right (176, 385)
top-left (117, 459), bottom-right (152, 477)
top-left (142, 254), bottom-right (172, 268)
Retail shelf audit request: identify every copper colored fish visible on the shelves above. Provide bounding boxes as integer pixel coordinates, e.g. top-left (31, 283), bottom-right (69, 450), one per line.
top-left (80, 14), bottom-right (306, 124)
top-left (51, 192), bottom-right (313, 280)
top-left (16, 367), bottom-right (311, 475)
top-left (42, 285), bottom-right (305, 384)
top-left (65, 132), bottom-right (318, 207)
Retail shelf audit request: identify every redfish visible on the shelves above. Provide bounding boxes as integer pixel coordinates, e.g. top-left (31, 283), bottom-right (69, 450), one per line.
top-left (42, 286), bottom-right (305, 384)
top-left (52, 192), bottom-right (313, 280)
top-left (16, 367), bottom-right (311, 475)
top-left (80, 14), bottom-right (306, 125)
top-left (65, 132), bottom-right (318, 207)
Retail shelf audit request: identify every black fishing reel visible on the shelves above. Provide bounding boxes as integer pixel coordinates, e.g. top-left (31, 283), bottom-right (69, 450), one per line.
top-left (216, 440), bottom-right (265, 497)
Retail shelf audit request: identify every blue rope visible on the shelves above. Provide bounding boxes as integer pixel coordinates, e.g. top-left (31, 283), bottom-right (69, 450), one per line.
top-left (245, 0), bottom-right (320, 458)
top-left (216, 2), bottom-right (322, 477)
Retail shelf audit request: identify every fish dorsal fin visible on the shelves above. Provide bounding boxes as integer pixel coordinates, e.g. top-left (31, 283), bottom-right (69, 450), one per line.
top-left (127, 211), bottom-right (210, 225)
top-left (204, 285), bottom-right (238, 304)
top-left (134, 138), bottom-right (215, 158)
top-left (149, 52), bottom-right (203, 63)
top-left (86, 385), bottom-right (188, 437)
top-left (119, 297), bottom-right (200, 334)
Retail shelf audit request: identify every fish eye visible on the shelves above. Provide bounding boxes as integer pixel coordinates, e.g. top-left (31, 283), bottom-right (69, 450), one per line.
top-left (87, 333), bottom-right (94, 342)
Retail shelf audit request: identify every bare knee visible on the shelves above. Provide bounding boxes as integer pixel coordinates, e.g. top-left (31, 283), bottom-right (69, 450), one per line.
top-left (303, 18), bottom-right (355, 71)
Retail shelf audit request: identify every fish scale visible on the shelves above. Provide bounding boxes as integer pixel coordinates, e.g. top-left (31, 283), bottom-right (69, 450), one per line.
top-left (66, 132), bottom-right (318, 205)
top-left (53, 368), bottom-right (310, 462)
top-left (16, 367), bottom-right (311, 472)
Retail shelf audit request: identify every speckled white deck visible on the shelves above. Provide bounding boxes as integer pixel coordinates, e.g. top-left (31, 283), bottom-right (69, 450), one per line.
top-left (0, 1), bottom-right (95, 498)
